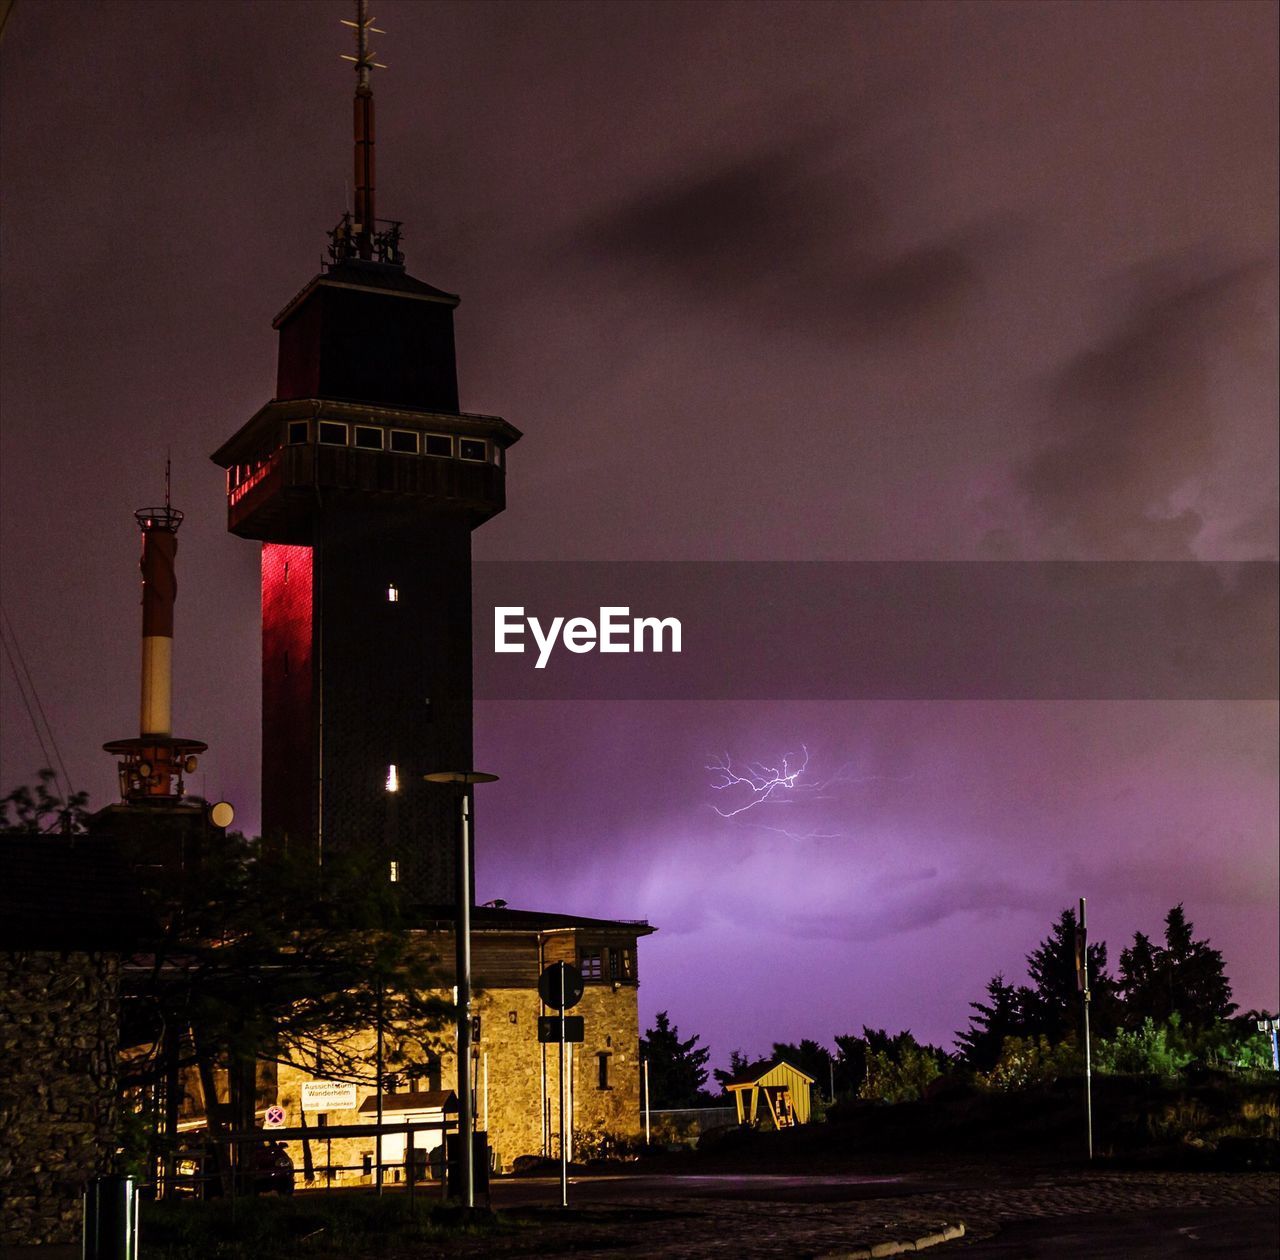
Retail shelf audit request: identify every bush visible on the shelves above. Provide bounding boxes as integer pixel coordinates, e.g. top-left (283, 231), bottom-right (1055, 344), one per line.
top-left (981, 1036), bottom-right (1081, 1092)
top-left (1095, 1018), bottom-right (1193, 1077)
top-left (859, 1043), bottom-right (941, 1104)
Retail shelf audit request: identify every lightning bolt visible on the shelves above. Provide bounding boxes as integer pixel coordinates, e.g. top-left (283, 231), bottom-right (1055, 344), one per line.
top-left (706, 746), bottom-right (908, 841)
top-left (706, 746), bottom-right (816, 817)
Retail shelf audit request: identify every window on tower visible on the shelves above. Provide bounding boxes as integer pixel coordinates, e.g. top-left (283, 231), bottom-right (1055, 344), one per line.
top-left (318, 421), bottom-right (348, 445)
top-left (389, 429), bottom-right (418, 454)
top-left (287, 420), bottom-right (310, 445)
top-left (354, 425), bottom-right (383, 450)
top-left (424, 434), bottom-right (452, 457)
top-left (579, 948), bottom-right (603, 980)
top-left (610, 947), bottom-right (635, 982)
top-left (460, 439), bottom-right (487, 462)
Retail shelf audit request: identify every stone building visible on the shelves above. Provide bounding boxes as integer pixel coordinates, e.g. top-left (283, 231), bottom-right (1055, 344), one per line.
top-left (268, 906), bottom-right (653, 1179)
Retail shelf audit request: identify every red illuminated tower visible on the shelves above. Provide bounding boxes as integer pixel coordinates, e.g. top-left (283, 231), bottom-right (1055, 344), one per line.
top-left (211, 4), bottom-right (519, 902)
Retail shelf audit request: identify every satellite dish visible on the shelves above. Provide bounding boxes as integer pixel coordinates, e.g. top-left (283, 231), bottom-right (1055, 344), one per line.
top-left (209, 801), bottom-right (235, 829)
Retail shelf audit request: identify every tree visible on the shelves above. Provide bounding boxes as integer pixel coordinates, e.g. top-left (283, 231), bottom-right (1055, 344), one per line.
top-left (0, 768), bottom-right (89, 834)
top-left (770, 1038), bottom-right (835, 1097)
top-left (1023, 907), bottom-right (1118, 1041)
top-left (713, 1048), bottom-right (753, 1091)
top-left (119, 834), bottom-right (453, 1191)
top-left (956, 974), bottom-right (1033, 1072)
top-left (834, 1028), bottom-right (949, 1102)
top-left (640, 1011), bottom-right (712, 1107)
top-left (1118, 905), bottom-right (1235, 1030)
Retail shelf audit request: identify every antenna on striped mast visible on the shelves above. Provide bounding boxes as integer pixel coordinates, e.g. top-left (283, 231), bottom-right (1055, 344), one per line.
top-left (332, 0), bottom-right (401, 266)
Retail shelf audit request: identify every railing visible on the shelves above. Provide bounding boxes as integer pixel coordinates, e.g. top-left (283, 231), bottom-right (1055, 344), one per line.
top-left (153, 1118), bottom-right (465, 1203)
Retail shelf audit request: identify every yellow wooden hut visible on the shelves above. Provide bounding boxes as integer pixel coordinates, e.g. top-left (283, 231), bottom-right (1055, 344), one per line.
top-left (723, 1059), bottom-right (815, 1128)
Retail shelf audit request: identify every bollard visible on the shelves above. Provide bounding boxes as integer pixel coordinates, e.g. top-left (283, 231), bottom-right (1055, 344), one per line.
top-left (83, 1174), bottom-right (139, 1260)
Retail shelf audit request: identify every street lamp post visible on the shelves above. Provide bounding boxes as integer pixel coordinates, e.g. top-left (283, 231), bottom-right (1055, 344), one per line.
top-left (424, 770), bottom-right (499, 1210)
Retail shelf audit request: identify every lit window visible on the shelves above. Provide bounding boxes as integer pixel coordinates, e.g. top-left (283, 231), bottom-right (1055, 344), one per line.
top-left (354, 425), bottom-right (383, 450)
top-left (459, 438), bottom-right (486, 462)
top-left (385, 764), bottom-right (399, 792)
top-left (389, 860), bottom-right (400, 883)
top-left (424, 434), bottom-right (452, 457)
top-left (287, 420), bottom-right (309, 445)
top-left (580, 949), bottom-right (603, 980)
top-left (318, 421), bottom-right (347, 445)
top-left (609, 947), bottom-right (635, 982)
top-left (389, 430), bottom-right (418, 454)
top-left (387, 585), bottom-right (399, 602)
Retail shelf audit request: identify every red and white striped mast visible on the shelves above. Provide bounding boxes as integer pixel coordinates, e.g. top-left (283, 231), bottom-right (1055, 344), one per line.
top-left (103, 464), bottom-right (207, 801)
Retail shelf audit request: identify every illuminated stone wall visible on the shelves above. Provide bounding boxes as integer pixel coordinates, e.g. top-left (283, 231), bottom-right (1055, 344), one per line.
top-left (270, 978), bottom-right (642, 1179)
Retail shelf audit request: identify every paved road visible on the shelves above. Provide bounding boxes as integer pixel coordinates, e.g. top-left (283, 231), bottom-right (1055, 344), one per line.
top-left (962, 1207), bottom-right (1280, 1258)
top-left (467, 1167), bottom-right (1280, 1258)
top-left (491, 1172), bottom-right (912, 1209)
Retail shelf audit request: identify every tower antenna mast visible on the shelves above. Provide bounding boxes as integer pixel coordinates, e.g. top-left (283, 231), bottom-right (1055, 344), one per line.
top-left (340, 0), bottom-right (386, 262)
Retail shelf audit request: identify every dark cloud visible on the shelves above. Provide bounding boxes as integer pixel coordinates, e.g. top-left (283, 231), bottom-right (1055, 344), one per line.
top-left (573, 133), bottom-right (985, 340)
top-left (784, 876), bottom-right (1035, 944)
top-left (1019, 258), bottom-right (1275, 557)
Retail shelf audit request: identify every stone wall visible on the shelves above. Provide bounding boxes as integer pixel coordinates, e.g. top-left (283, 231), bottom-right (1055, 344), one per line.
top-left (269, 978), bottom-right (643, 1180)
top-left (0, 951), bottom-right (120, 1247)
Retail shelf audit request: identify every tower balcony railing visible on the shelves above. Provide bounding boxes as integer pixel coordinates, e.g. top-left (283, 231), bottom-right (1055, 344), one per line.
top-left (226, 443), bottom-right (505, 541)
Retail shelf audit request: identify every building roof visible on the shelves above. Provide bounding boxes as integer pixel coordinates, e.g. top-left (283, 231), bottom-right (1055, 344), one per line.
top-left (273, 260), bottom-right (460, 328)
top-left (722, 1058), bottom-right (816, 1090)
top-left (357, 1090), bottom-right (457, 1115)
top-left (407, 903), bottom-right (656, 937)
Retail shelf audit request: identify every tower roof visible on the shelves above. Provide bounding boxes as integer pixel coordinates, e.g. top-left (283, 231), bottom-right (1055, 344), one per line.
top-left (273, 259), bottom-right (459, 330)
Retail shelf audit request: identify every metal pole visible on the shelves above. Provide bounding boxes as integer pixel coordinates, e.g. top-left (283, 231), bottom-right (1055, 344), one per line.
top-left (642, 1055), bottom-right (651, 1145)
top-left (1080, 896), bottom-right (1093, 1161)
top-left (559, 968), bottom-right (568, 1208)
top-left (375, 981), bottom-right (384, 1195)
top-left (457, 788), bottom-right (475, 1208)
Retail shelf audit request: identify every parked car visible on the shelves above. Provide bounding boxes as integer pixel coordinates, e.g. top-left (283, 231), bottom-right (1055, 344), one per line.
top-left (249, 1141), bottom-right (295, 1195)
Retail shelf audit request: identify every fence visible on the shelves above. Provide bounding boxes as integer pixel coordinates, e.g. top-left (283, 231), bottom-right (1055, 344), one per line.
top-left (649, 1106), bottom-right (737, 1147)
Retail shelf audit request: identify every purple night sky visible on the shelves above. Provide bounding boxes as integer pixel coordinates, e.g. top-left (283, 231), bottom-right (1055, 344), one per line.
top-left (1, 1), bottom-right (1276, 1066)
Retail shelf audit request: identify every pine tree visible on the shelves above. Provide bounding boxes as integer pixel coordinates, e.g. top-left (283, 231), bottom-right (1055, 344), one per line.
top-left (640, 1011), bottom-right (712, 1107)
top-left (1023, 907), bottom-right (1118, 1042)
top-left (1119, 905), bottom-right (1235, 1029)
top-left (956, 974), bottom-right (1031, 1071)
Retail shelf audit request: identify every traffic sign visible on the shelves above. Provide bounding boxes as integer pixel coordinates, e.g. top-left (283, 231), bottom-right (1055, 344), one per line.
top-left (263, 1105), bottom-right (286, 1129)
top-left (538, 962), bottom-right (584, 1010)
top-left (538, 1015), bottom-right (584, 1043)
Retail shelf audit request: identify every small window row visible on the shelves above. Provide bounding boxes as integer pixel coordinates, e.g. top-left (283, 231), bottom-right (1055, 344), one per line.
top-left (578, 944), bottom-right (636, 983)
top-left (286, 419), bottom-right (499, 465)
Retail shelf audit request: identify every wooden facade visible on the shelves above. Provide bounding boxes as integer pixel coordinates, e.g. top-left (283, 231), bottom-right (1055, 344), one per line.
top-left (723, 1059), bottom-right (815, 1129)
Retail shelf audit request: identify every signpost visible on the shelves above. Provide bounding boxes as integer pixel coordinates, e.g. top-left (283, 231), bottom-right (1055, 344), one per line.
top-left (538, 962), bottom-right (584, 1208)
top-left (538, 1015), bottom-right (584, 1042)
top-left (1078, 896), bottom-right (1093, 1161)
top-left (425, 770), bottom-right (500, 1211)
